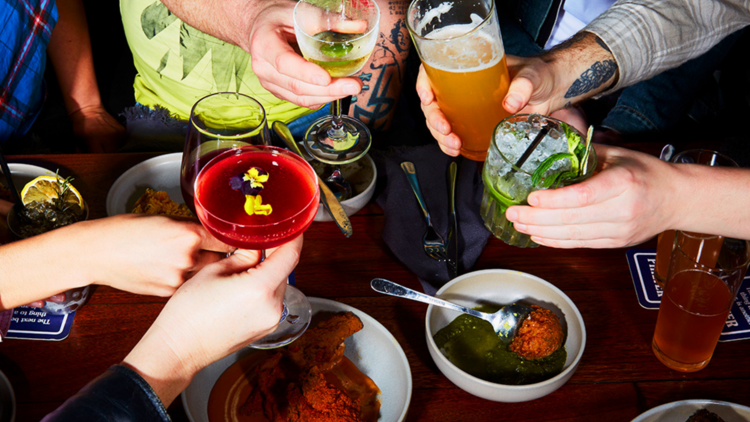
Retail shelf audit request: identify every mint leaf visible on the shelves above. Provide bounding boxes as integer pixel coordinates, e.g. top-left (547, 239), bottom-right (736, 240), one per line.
top-left (531, 153), bottom-right (573, 187)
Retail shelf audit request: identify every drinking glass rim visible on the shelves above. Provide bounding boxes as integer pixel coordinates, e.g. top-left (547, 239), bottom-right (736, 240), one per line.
top-left (194, 145), bottom-right (320, 229)
top-left (293, 0), bottom-right (381, 44)
top-left (673, 234), bottom-right (750, 273)
top-left (405, 0), bottom-right (496, 42)
top-left (189, 92), bottom-right (268, 140)
top-left (490, 114), bottom-right (596, 181)
top-left (671, 148), bottom-right (739, 167)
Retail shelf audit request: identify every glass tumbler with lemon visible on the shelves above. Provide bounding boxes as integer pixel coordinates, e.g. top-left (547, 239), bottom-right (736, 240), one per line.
top-left (7, 172), bottom-right (89, 314)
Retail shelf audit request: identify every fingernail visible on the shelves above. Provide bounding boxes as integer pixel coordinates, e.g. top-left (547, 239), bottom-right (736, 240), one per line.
top-left (417, 89), bottom-right (428, 103)
top-left (528, 195), bottom-right (539, 206)
top-left (345, 85), bottom-right (360, 96)
top-left (506, 208), bottom-right (517, 221)
top-left (313, 75), bottom-right (328, 86)
top-left (514, 223), bottom-right (527, 232)
top-left (504, 94), bottom-right (522, 111)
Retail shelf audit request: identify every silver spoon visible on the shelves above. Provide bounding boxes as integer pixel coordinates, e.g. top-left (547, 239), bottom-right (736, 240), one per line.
top-left (370, 278), bottom-right (532, 343)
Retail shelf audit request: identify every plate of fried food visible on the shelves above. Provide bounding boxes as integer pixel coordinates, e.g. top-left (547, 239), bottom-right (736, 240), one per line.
top-left (181, 297), bottom-right (412, 422)
top-left (632, 400), bottom-right (750, 422)
top-left (106, 153), bottom-right (192, 217)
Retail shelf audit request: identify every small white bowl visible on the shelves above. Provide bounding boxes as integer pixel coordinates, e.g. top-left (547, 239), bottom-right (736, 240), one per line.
top-left (106, 153), bottom-right (183, 216)
top-left (426, 269), bottom-right (586, 402)
top-left (0, 163), bottom-right (56, 190)
top-left (312, 154), bottom-right (376, 222)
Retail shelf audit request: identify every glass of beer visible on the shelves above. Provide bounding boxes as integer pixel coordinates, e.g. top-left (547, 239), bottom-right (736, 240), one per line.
top-left (406, 0), bottom-right (510, 161)
top-left (653, 150), bottom-right (738, 287)
top-left (652, 231), bottom-right (750, 372)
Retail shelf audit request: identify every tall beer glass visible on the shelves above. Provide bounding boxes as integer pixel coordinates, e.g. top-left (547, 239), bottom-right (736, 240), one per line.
top-left (407, 0), bottom-right (510, 161)
top-left (652, 232), bottom-right (750, 372)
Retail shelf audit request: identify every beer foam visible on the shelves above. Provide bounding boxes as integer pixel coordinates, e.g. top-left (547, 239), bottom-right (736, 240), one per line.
top-left (425, 12), bottom-right (483, 40)
top-left (419, 22), bottom-right (503, 72)
top-left (415, 2), bottom-right (454, 35)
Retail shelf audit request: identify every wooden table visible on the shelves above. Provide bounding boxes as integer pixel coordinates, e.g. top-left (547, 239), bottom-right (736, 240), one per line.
top-left (2, 152), bottom-right (750, 422)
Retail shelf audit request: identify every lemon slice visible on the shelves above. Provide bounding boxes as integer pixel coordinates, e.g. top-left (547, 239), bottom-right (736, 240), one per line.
top-left (21, 175), bottom-right (85, 213)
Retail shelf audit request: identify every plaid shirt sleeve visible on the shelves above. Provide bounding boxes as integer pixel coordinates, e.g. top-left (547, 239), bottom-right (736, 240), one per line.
top-left (584, 0), bottom-right (750, 94)
top-left (0, 0), bottom-right (58, 143)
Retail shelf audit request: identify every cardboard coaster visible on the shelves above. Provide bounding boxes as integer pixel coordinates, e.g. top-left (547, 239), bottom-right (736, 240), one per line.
top-left (4, 306), bottom-right (75, 341)
top-left (627, 249), bottom-right (750, 342)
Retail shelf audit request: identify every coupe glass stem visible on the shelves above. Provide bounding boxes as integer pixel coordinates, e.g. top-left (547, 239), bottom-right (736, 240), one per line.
top-left (328, 98), bottom-right (345, 139)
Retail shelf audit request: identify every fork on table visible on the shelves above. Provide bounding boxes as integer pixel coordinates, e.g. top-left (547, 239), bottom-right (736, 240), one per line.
top-left (400, 161), bottom-right (447, 262)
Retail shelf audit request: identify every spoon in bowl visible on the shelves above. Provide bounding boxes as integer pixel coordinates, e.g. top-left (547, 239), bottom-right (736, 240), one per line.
top-left (370, 278), bottom-right (532, 343)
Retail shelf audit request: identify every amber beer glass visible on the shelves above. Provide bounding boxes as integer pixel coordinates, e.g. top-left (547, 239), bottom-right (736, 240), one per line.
top-left (652, 232), bottom-right (750, 372)
top-left (406, 0), bottom-right (510, 161)
top-left (653, 150), bottom-right (739, 287)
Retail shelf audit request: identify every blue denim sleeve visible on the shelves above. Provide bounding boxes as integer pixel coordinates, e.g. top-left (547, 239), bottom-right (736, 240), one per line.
top-left (41, 365), bottom-right (171, 422)
top-left (602, 28), bottom-right (746, 135)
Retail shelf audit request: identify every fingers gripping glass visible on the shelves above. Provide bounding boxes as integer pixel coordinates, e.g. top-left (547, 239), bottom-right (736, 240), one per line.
top-left (182, 94), bottom-right (317, 349)
top-left (293, 0), bottom-right (380, 166)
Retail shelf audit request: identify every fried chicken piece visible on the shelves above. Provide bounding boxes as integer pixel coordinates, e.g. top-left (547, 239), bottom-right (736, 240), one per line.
top-left (686, 409), bottom-right (726, 422)
top-left (285, 369), bottom-right (363, 422)
top-left (240, 312), bottom-right (374, 422)
top-left (509, 305), bottom-right (564, 360)
top-left (285, 312), bottom-right (363, 371)
top-left (131, 188), bottom-right (193, 217)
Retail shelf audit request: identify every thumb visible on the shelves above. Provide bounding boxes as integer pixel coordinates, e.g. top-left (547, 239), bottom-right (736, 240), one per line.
top-left (250, 235), bottom-right (303, 287)
top-left (218, 249), bottom-right (262, 274)
top-left (504, 70), bottom-right (536, 114)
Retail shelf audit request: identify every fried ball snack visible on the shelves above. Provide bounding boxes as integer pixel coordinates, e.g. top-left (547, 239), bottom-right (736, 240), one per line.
top-left (509, 305), bottom-right (564, 360)
top-left (131, 188), bottom-right (193, 217)
top-left (686, 409), bottom-right (726, 422)
top-left (239, 312), bottom-right (380, 422)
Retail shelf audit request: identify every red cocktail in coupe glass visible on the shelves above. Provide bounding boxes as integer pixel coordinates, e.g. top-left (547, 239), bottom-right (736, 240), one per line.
top-left (194, 146), bottom-right (319, 249)
top-left (194, 145), bottom-right (320, 348)
top-left (180, 92), bottom-right (270, 215)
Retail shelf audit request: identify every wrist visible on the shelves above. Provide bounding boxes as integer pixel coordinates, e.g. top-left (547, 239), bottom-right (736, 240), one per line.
top-left (122, 324), bottom-right (198, 406)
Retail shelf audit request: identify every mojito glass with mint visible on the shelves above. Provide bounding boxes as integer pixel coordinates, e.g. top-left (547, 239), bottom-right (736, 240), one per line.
top-left (480, 114), bottom-right (597, 247)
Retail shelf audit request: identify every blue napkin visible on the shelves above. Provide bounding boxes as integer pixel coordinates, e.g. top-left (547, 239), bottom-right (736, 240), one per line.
top-left (373, 144), bottom-right (490, 295)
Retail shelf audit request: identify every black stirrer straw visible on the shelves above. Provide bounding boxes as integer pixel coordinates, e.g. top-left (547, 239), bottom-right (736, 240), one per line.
top-left (0, 143), bottom-right (26, 213)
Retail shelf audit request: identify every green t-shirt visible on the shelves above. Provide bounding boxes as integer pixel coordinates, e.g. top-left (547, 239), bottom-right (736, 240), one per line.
top-left (121, 0), bottom-right (313, 123)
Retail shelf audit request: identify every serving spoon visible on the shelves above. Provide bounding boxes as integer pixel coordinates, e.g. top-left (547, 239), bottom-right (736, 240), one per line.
top-left (370, 278), bottom-right (532, 343)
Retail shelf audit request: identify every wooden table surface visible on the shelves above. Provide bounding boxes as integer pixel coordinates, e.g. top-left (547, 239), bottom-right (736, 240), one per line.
top-left (2, 151), bottom-right (749, 422)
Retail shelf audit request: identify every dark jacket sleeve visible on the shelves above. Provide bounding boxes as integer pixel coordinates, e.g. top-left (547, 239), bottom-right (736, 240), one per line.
top-left (42, 365), bottom-right (171, 422)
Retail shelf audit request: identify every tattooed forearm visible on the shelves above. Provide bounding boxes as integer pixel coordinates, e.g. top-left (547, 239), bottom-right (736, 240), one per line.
top-left (564, 60), bottom-right (617, 99)
top-left (595, 36), bottom-right (611, 53)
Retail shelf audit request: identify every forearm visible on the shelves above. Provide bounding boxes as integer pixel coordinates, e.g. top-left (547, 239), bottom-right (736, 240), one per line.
top-left (47, 0), bottom-right (102, 115)
top-left (540, 32), bottom-right (619, 110)
top-left (0, 225), bottom-right (89, 310)
top-left (159, 0), bottom-right (289, 52)
top-left (349, 0), bottom-right (410, 131)
top-left (122, 324), bottom-right (196, 407)
top-left (672, 165), bottom-right (750, 239)
top-left (585, 0), bottom-right (750, 93)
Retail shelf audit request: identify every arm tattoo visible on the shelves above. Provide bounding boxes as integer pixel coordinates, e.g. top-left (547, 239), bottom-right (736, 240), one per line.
top-left (351, 19), bottom-right (409, 129)
top-left (595, 36), bottom-right (611, 53)
top-left (564, 60), bottom-right (617, 99)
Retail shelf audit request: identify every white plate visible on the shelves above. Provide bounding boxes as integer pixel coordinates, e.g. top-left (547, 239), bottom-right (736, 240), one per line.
top-left (0, 163), bottom-right (56, 190)
top-left (181, 297), bottom-right (412, 422)
top-left (0, 368), bottom-right (15, 422)
top-left (632, 399), bottom-right (750, 422)
top-left (106, 153), bottom-right (184, 216)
